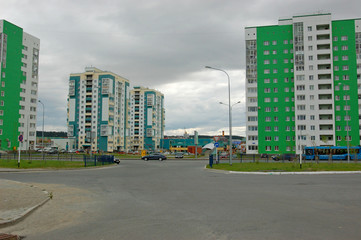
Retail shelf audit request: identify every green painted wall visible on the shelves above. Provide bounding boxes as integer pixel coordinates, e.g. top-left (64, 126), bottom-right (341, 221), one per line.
top-left (256, 24), bottom-right (295, 154)
top-left (0, 20), bottom-right (23, 150)
top-left (332, 20), bottom-right (360, 147)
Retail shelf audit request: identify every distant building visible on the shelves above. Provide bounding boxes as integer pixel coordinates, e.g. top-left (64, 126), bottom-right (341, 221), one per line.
top-left (0, 20), bottom-right (40, 151)
top-left (128, 86), bottom-right (165, 151)
top-left (245, 13), bottom-right (361, 155)
top-left (67, 67), bottom-right (130, 152)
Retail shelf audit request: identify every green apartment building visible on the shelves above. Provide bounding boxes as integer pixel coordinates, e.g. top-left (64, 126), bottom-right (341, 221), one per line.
top-left (0, 20), bottom-right (40, 151)
top-left (245, 13), bottom-right (361, 155)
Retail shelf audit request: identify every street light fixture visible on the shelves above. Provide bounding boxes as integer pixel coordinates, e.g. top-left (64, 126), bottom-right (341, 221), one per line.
top-left (205, 66), bottom-right (233, 165)
top-left (38, 100), bottom-right (45, 156)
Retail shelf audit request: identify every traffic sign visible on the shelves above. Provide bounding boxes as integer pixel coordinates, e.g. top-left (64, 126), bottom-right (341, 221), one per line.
top-left (214, 142), bottom-right (219, 147)
top-left (18, 135), bottom-right (23, 142)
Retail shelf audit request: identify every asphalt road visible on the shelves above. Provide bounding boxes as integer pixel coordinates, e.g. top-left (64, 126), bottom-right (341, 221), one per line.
top-left (1, 160), bottom-right (361, 239)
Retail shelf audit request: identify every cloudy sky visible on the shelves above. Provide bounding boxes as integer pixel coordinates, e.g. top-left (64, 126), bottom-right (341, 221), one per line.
top-left (2, 0), bottom-right (361, 136)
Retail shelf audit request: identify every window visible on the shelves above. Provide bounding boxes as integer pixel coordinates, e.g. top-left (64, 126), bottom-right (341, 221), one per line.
top-left (273, 69), bottom-right (278, 73)
top-left (264, 88), bottom-right (271, 93)
top-left (284, 40), bottom-right (288, 44)
top-left (265, 107), bottom-right (271, 112)
top-left (265, 126), bottom-right (271, 131)
top-left (274, 107), bottom-right (278, 112)
top-left (264, 78), bottom-right (270, 83)
top-left (265, 117), bottom-right (271, 122)
top-left (264, 59), bottom-right (270, 64)
top-left (309, 55), bottom-right (313, 61)
top-left (274, 126), bottom-right (279, 131)
top-left (342, 65), bottom-right (349, 71)
top-left (342, 46), bottom-right (348, 50)
top-left (264, 69), bottom-right (270, 74)
top-left (265, 136), bottom-right (271, 141)
top-left (342, 55), bottom-right (349, 61)
top-left (308, 26), bottom-right (312, 31)
top-left (283, 49), bottom-right (288, 54)
top-left (308, 36), bottom-right (312, 41)
top-left (284, 68), bottom-right (289, 73)
top-left (308, 46), bottom-right (313, 51)
top-left (309, 75), bottom-right (314, 80)
top-left (264, 98), bottom-right (271, 103)
top-left (273, 88), bottom-right (278, 93)
top-left (273, 78), bottom-right (278, 83)
top-left (264, 50), bottom-right (270, 55)
top-left (333, 36), bottom-right (338, 41)
top-left (264, 41), bottom-right (270, 46)
top-left (341, 36), bottom-right (348, 41)
top-left (272, 50), bottom-right (277, 55)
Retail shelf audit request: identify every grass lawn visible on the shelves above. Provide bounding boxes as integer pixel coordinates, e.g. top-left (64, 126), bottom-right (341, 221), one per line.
top-left (207, 162), bottom-right (361, 172)
top-left (0, 159), bottom-right (88, 169)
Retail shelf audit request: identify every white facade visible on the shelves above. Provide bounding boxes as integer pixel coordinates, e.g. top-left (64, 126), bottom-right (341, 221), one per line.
top-left (19, 33), bottom-right (40, 150)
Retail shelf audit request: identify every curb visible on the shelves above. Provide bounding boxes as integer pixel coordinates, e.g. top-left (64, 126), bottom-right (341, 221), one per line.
top-left (228, 170), bottom-right (361, 175)
top-left (0, 196), bottom-right (50, 228)
top-left (204, 165), bottom-right (361, 175)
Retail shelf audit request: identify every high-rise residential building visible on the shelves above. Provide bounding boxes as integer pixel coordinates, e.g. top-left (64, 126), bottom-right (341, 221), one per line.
top-left (0, 20), bottom-right (40, 151)
top-left (245, 13), bottom-right (361, 154)
top-left (128, 86), bottom-right (165, 152)
top-left (67, 67), bottom-right (129, 152)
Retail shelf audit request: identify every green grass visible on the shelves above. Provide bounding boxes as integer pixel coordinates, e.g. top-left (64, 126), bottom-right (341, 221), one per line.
top-left (208, 162), bottom-right (361, 172)
top-left (0, 159), bottom-right (86, 169)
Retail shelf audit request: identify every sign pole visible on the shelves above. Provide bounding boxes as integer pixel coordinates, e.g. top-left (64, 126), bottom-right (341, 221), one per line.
top-left (18, 135), bottom-right (23, 168)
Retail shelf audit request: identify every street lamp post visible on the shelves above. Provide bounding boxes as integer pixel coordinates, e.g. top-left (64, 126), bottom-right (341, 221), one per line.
top-left (38, 100), bottom-right (45, 159)
top-left (205, 66), bottom-right (233, 166)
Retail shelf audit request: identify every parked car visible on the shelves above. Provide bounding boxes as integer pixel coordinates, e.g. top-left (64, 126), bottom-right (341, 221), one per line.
top-left (142, 153), bottom-right (167, 161)
top-left (114, 158), bottom-right (120, 164)
top-left (175, 152), bottom-right (184, 158)
top-left (47, 149), bottom-right (58, 154)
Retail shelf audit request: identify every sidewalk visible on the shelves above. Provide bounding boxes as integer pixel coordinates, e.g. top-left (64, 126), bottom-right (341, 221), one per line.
top-left (0, 179), bottom-right (50, 227)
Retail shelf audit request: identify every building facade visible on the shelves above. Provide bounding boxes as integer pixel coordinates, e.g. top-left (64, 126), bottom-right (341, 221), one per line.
top-left (245, 13), bottom-right (361, 154)
top-left (128, 86), bottom-right (165, 152)
top-left (0, 20), bottom-right (40, 151)
top-left (67, 67), bottom-right (129, 152)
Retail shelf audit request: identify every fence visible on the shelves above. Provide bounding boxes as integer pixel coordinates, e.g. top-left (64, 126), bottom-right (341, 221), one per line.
top-left (0, 152), bottom-right (115, 167)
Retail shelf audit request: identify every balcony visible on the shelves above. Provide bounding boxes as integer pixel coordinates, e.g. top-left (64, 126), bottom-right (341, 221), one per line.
top-left (319, 104), bottom-right (332, 110)
top-left (320, 124), bottom-right (333, 131)
top-left (317, 44), bottom-right (330, 50)
top-left (319, 114), bottom-right (333, 120)
top-left (318, 64), bottom-right (331, 70)
top-left (318, 94), bottom-right (332, 100)
top-left (317, 54), bottom-right (331, 60)
top-left (318, 74), bottom-right (332, 80)
top-left (318, 84), bottom-right (332, 90)
top-left (316, 24), bottom-right (330, 31)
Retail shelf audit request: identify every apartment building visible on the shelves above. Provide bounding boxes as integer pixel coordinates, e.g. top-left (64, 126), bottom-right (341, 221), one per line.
top-left (67, 67), bottom-right (129, 152)
top-left (0, 20), bottom-right (40, 151)
top-left (128, 86), bottom-right (165, 152)
top-left (245, 13), bottom-right (361, 154)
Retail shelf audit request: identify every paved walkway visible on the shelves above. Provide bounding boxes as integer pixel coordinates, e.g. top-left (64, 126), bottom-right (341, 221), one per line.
top-left (0, 179), bottom-right (50, 227)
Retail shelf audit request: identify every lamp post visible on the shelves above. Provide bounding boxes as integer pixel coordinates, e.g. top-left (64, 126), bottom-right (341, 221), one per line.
top-left (338, 83), bottom-right (350, 163)
top-left (205, 66), bottom-right (233, 165)
top-left (38, 100), bottom-right (44, 155)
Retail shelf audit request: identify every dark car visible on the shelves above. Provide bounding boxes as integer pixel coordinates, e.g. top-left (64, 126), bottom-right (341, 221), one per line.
top-left (142, 153), bottom-right (167, 161)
